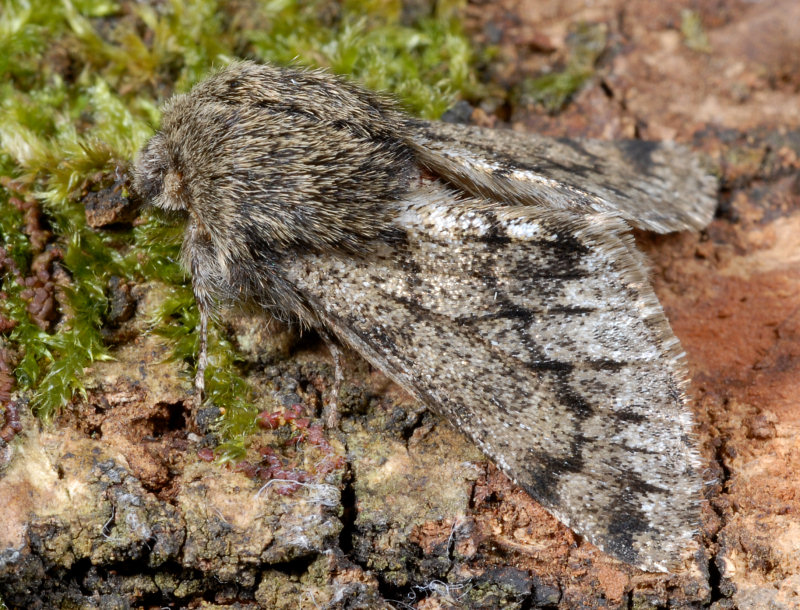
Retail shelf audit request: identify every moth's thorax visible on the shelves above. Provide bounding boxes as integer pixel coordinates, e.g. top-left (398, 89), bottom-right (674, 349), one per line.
top-left (135, 61), bottom-right (421, 260)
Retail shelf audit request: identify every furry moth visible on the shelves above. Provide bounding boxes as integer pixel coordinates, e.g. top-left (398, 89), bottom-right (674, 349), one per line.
top-left (134, 61), bottom-right (717, 572)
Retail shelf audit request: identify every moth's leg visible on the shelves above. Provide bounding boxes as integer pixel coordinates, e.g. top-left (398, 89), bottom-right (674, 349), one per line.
top-left (318, 329), bottom-right (343, 429)
top-left (195, 300), bottom-right (209, 411)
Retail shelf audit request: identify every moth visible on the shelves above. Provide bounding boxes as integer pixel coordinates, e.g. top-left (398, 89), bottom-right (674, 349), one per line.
top-left (134, 60), bottom-right (717, 572)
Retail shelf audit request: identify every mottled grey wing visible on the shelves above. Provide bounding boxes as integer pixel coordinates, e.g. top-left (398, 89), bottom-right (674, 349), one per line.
top-left (411, 121), bottom-right (717, 234)
top-left (283, 183), bottom-right (703, 572)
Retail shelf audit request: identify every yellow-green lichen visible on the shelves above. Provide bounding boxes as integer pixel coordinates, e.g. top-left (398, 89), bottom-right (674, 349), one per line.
top-left (0, 0), bottom-right (478, 447)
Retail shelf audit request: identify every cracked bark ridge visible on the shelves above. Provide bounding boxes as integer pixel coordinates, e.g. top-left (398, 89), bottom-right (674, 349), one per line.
top-left (0, 408), bottom-right (345, 608)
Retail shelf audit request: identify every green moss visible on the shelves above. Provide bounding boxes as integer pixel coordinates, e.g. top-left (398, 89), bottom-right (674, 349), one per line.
top-left (680, 10), bottom-right (710, 53)
top-left (518, 21), bottom-right (607, 114)
top-left (0, 0), bottom-right (478, 442)
top-left (244, 0), bottom-right (473, 117)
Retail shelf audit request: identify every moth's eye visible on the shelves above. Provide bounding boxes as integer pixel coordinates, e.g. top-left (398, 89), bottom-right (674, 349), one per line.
top-left (159, 169), bottom-right (188, 212)
top-left (134, 137), bottom-right (171, 206)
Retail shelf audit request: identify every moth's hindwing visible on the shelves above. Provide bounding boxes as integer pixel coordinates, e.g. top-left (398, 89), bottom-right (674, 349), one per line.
top-left (284, 182), bottom-right (703, 572)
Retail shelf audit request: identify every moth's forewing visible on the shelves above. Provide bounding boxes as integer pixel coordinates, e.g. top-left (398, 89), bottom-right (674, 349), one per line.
top-left (412, 121), bottom-right (717, 234)
top-left (283, 183), bottom-right (704, 572)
